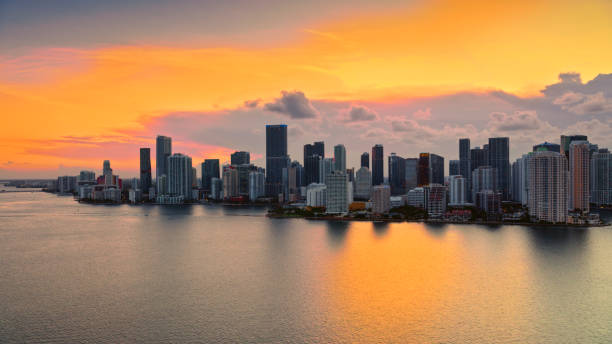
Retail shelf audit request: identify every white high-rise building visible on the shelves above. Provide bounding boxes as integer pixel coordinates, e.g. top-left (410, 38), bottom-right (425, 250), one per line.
top-left (167, 153), bottom-right (193, 200)
top-left (334, 144), bottom-right (346, 172)
top-left (222, 165), bottom-right (239, 199)
top-left (306, 183), bottom-right (327, 207)
top-left (407, 187), bottom-right (425, 208)
top-left (372, 185), bottom-right (391, 214)
top-left (511, 154), bottom-right (531, 205)
top-left (528, 151), bottom-right (568, 223)
top-left (355, 167), bottom-right (372, 200)
top-left (325, 170), bottom-right (348, 214)
top-left (449, 175), bottom-right (467, 205)
top-left (569, 141), bottom-right (590, 213)
top-left (210, 177), bottom-right (223, 200)
top-left (472, 166), bottom-right (497, 201)
top-left (319, 158), bottom-right (334, 184)
top-left (249, 169), bottom-right (265, 201)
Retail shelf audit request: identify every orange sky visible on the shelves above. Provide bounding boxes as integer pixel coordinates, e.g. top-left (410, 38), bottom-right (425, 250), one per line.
top-left (1, 0), bottom-right (611, 177)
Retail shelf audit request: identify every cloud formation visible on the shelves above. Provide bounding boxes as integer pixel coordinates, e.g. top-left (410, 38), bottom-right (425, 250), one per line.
top-left (341, 105), bottom-right (379, 122)
top-left (264, 91), bottom-right (319, 119)
top-left (487, 111), bottom-right (544, 132)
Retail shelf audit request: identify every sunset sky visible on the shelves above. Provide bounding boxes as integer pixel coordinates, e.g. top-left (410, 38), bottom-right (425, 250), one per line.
top-left (1, 0), bottom-right (611, 178)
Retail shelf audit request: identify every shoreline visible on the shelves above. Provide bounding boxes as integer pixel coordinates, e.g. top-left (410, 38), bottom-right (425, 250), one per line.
top-left (266, 214), bottom-right (609, 228)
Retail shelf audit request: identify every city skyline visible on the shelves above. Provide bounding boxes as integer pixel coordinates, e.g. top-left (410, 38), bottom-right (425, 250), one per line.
top-left (1, 1), bottom-right (612, 179)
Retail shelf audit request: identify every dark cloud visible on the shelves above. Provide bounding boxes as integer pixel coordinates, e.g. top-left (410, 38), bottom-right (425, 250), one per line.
top-left (541, 72), bottom-right (612, 98)
top-left (243, 99), bottom-right (260, 108)
top-left (342, 105), bottom-right (378, 122)
top-left (264, 90), bottom-right (318, 119)
top-left (563, 92), bottom-right (612, 115)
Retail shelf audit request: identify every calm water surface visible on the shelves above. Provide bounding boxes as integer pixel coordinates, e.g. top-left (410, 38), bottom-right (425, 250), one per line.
top-left (1, 189), bottom-right (612, 343)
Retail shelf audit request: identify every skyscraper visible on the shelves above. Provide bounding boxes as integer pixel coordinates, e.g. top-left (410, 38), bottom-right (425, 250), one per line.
top-left (488, 137), bottom-right (510, 200)
top-left (201, 159), bottom-right (220, 192)
top-left (528, 151), bottom-right (568, 223)
top-left (230, 151), bottom-right (250, 165)
top-left (472, 166), bottom-right (497, 202)
top-left (325, 170), bottom-right (348, 214)
top-left (167, 153), bottom-right (193, 200)
top-left (417, 153), bottom-right (444, 186)
top-left (355, 167), bottom-right (372, 200)
top-left (265, 124), bottom-right (289, 197)
top-left (449, 175), bottom-right (467, 205)
top-left (569, 140), bottom-right (590, 213)
top-left (591, 149), bottom-right (611, 206)
top-left (561, 135), bottom-right (587, 165)
top-left (334, 144), bottom-right (346, 172)
top-left (103, 160), bottom-right (113, 186)
top-left (405, 158), bottom-right (417, 191)
top-left (449, 160), bottom-right (460, 176)
top-left (156, 135), bottom-right (172, 194)
top-left (319, 158), bottom-right (334, 184)
top-left (222, 165), bottom-right (240, 199)
top-left (533, 142), bottom-right (560, 153)
top-left (470, 147), bottom-right (488, 171)
top-left (372, 144), bottom-right (384, 186)
top-left (459, 138), bottom-right (471, 176)
top-left (304, 141), bottom-right (324, 186)
top-left (361, 152), bottom-right (370, 168)
top-left (139, 148), bottom-right (152, 193)
top-left (388, 153), bottom-right (406, 195)
top-left (372, 185), bottom-right (391, 214)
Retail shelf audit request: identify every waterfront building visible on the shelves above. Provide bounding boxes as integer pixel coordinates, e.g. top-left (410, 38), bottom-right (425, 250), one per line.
top-left (475, 190), bottom-right (501, 215)
top-left (237, 164), bottom-right (257, 196)
top-left (388, 153), bottom-right (406, 195)
top-left (201, 159), bottom-right (220, 192)
top-left (325, 170), bottom-right (348, 214)
top-left (472, 166), bottom-right (497, 202)
top-left (129, 189), bottom-right (142, 204)
top-left (355, 167), bottom-right (372, 200)
top-left (192, 167), bottom-right (197, 187)
top-left (449, 160), bottom-right (460, 176)
top-left (361, 152), bottom-right (369, 168)
top-left (230, 151), bottom-right (250, 165)
top-left (470, 146), bottom-right (488, 172)
top-left (511, 154), bottom-right (531, 205)
top-left (334, 144), bottom-right (346, 172)
top-left (424, 184), bottom-right (446, 217)
top-left (591, 149), bottom-right (612, 206)
top-left (488, 137), bottom-right (510, 200)
top-left (57, 176), bottom-right (77, 193)
top-left (103, 160), bottom-right (113, 186)
top-left (265, 124), bottom-right (290, 198)
top-left (372, 185), bottom-right (391, 214)
top-left (372, 144), bottom-right (384, 186)
top-left (569, 140), bottom-right (590, 213)
top-left (156, 135), bottom-right (172, 194)
top-left (167, 153), bottom-right (193, 200)
top-left (249, 169), bottom-right (265, 202)
top-left (139, 148), bottom-right (152, 192)
top-left (459, 138), bottom-right (472, 202)
top-left (210, 177), bottom-right (223, 200)
top-left (528, 151), bottom-right (568, 223)
top-left (407, 187), bottom-right (425, 208)
top-left (222, 165), bottom-right (240, 199)
top-left (306, 183), bottom-right (326, 207)
top-left (449, 175), bottom-right (467, 205)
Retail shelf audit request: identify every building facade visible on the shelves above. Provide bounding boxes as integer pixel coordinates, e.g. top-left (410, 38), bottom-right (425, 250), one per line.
top-left (372, 144), bottom-right (384, 186)
top-left (265, 124), bottom-right (290, 197)
top-left (528, 151), bottom-right (568, 223)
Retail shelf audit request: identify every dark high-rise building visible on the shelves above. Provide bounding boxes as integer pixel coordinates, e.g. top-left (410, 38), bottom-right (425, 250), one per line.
top-left (417, 153), bottom-right (444, 186)
top-left (533, 142), bottom-right (560, 153)
top-left (361, 152), bottom-right (370, 168)
top-left (372, 144), bottom-right (384, 185)
top-left (561, 135), bottom-right (588, 167)
top-left (405, 158), bottom-right (418, 190)
top-left (388, 153), bottom-right (406, 195)
top-left (470, 147), bottom-right (488, 172)
top-left (304, 141), bottom-right (324, 185)
top-left (230, 151), bottom-right (250, 165)
top-left (488, 137), bottom-right (510, 200)
top-left (266, 124), bottom-right (290, 197)
top-left (449, 160), bottom-right (460, 176)
top-left (156, 135), bottom-right (172, 193)
top-left (139, 148), bottom-right (152, 193)
top-left (459, 138), bottom-right (471, 176)
top-left (201, 159), bottom-right (220, 192)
